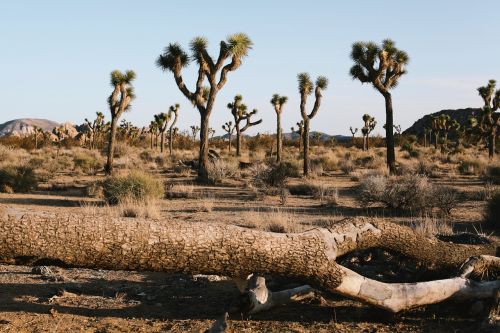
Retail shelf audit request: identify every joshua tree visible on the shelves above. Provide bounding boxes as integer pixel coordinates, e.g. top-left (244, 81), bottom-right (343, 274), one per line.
top-left (168, 104), bottom-right (180, 155)
top-left (85, 112), bottom-right (105, 150)
top-left (156, 33), bottom-right (253, 182)
top-left (361, 114), bottom-right (377, 151)
top-left (350, 39), bottom-right (409, 174)
top-left (222, 121), bottom-right (235, 151)
top-left (431, 116), bottom-right (440, 149)
top-left (52, 125), bottom-right (68, 154)
top-left (190, 125), bottom-right (200, 142)
top-left (473, 79), bottom-right (500, 158)
top-left (393, 124), bottom-right (402, 145)
top-left (227, 95), bottom-right (262, 156)
top-left (154, 112), bottom-right (171, 153)
top-left (208, 128), bottom-right (216, 140)
top-left (32, 126), bottom-right (44, 149)
top-left (349, 126), bottom-right (358, 141)
top-left (149, 121), bottom-right (159, 149)
top-left (313, 132), bottom-right (322, 145)
top-left (270, 94), bottom-right (288, 163)
top-left (423, 126), bottom-right (432, 147)
top-left (104, 70), bottom-right (136, 175)
top-left (291, 120), bottom-right (305, 155)
top-left (298, 73), bottom-right (328, 176)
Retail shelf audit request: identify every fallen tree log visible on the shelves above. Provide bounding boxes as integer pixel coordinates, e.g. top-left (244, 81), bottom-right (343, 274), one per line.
top-left (0, 208), bottom-right (498, 314)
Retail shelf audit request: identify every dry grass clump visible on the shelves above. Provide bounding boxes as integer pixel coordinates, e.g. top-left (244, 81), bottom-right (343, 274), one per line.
top-left (0, 164), bottom-right (38, 193)
top-left (207, 159), bottom-right (239, 184)
top-left (457, 156), bottom-right (487, 176)
top-left (411, 216), bottom-right (453, 238)
top-left (73, 150), bottom-right (102, 175)
top-left (81, 199), bottom-right (161, 219)
top-left (483, 164), bottom-right (500, 184)
top-left (195, 195), bottom-right (215, 213)
top-left (359, 174), bottom-right (459, 215)
top-left (166, 182), bottom-right (195, 199)
top-left (240, 209), bottom-right (298, 233)
top-left (102, 170), bottom-right (165, 204)
top-left (288, 181), bottom-right (339, 204)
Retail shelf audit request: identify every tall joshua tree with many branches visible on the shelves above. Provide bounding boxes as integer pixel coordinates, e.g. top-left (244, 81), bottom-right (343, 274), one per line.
top-left (227, 95), bottom-right (262, 157)
top-left (350, 39), bottom-right (409, 174)
top-left (270, 94), bottom-right (288, 163)
top-left (168, 104), bottom-right (180, 155)
top-left (105, 70), bottom-right (136, 175)
top-left (475, 79), bottom-right (500, 159)
top-left (156, 33), bottom-right (252, 182)
top-left (298, 73), bottom-right (328, 176)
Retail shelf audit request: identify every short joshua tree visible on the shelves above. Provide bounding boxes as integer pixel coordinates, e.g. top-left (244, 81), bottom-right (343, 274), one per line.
top-left (227, 94), bottom-right (262, 156)
top-left (350, 39), bottom-right (409, 174)
top-left (85, 112), bottom-right (105, 150)
top-left (190, 125), bottom-right (200, 142)
top-left (291, 120), bottom-right (305, 155)
top-left (270, 94), bottom-right (288, 163)
top-left (168, 104), bottom-right (180, 155)
top-left (298, 73), bottom-right (328, 176)
top-left (361, 114), bottom-right (377, 151)
top-left (154, 112), bottom-right (171, 153)
top-left (104, 70), bottom-right (136, 175)
top-left (349, 126), bottom-right (358, 141)
top-left (222, 121), bottom-right (235, 151)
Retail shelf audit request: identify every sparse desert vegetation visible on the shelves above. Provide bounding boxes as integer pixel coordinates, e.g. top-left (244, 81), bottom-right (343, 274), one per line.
top-left (1, 3), bottom-right (500, 332)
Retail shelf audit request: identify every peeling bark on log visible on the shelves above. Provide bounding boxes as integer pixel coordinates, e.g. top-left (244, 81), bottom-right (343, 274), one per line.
top-left (0, 210), bottom-right (498, 314)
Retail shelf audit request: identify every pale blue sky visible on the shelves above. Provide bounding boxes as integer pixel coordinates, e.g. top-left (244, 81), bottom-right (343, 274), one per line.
top-left (1, 1), bottom-right (499, 136)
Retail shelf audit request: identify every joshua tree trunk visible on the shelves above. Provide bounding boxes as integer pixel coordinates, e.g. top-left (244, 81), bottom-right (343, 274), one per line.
top-left (302, 120), bottom-right (310, 176)
top-left (488, 133), bottom-right (495, 159)
top-left (235, 126), bottom-right (242, 157)
top-left (276, 115), bottom-right (282, 163)
top-left (169, 129), bottom-right (174, 155)
top-left (0, 211), bottom-right (498, 315)
top-left (104, 117), bottom-right (118, 175)
top-left (363, 135), bottom-right (367, 151)
top-left (199, 112), bottom-right (210, 181)
top-left (228, 133), bottom-right (232, 152)
top-left (160, 132), bottom-right (165, 153)
top-left (150, 132), bottom-right (154, 150)
top-left (384, 93), bottom-right (396, 174)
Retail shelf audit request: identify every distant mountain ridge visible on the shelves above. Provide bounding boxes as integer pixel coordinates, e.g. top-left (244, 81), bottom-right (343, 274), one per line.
top-left (403, 108), bottom-right (482, 137)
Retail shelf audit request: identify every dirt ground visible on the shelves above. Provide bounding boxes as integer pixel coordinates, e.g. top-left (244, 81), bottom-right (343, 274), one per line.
top-left (0, 159), bottom-right (497, 332)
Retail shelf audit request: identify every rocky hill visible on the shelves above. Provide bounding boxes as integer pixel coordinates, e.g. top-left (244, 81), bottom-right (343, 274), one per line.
top-left (0, 119), bottom-right (80, 138)
top-left (403, 108), bottom-right (481, 137)
top-left (0, 119), bottom-right (60, 137)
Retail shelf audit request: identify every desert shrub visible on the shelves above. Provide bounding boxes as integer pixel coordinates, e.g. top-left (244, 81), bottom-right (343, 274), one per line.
top-left (207, 159), bottom-right (238, 184)
top-left (0, 165), bottom-right (38, 193)
top-left (312, 155), bottom-right (337, 171)
top-left (154, 155), bottom-right (168, 168)
top-left (73, 151), bottom-right (102, 175)
top-left (165, 182), bottom-right (194, 199)
top-left (339, 160), bottom-right (355, 175)
top-left (485, 191), bottom-right (500, 231)
top-left (103, 171), bottom-right (165, 204)
top-left (359, 174), bottom-right (459, 214)
top-left (252, 162), bottom-right (299, 189)
top-left (483, 165), bottom-right (500, 184)
top-left (414, 160), bottom-right (436, 177)
top-left (139, 150), bottom-right (155, 163)
top-left (458, 159), bottom-right (485, 176)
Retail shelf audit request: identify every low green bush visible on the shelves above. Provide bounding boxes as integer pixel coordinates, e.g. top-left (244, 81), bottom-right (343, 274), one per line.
top-left (103, 171), bottom-right (165, 204)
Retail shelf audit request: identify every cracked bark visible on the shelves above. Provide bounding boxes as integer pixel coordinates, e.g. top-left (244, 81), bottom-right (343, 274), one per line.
top-left (0, 211), bottom-right (498, 314)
